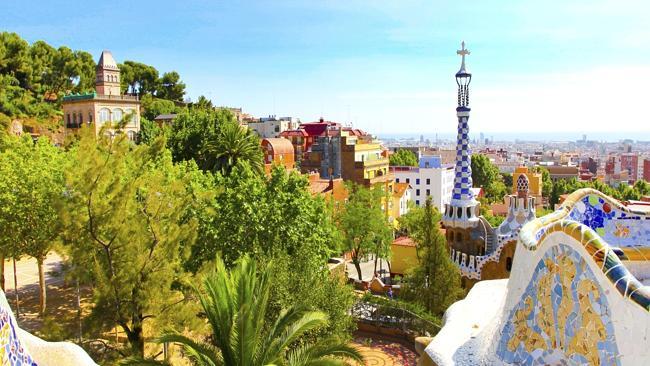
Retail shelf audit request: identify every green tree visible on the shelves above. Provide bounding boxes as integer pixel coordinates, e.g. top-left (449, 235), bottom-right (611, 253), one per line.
top-left (157, 71), bottom-right (186, 101)
top-left (399, 197), bottom-right (463, 315)
top-left (138, 117), bottom-right (163, 145)
top-left (501, 172), bottom-right (513, 189)
top-left (389, 149), bottom-right (418, 167)
top-left (187, 166), bottom-right (355, 341)
top-left (0, 134), bottom-right (66, 315)
top-left (119, 61), bottom-right (160, 96)
top-left (192, 95), bottom-right (214, 110)
top-left (166, 108), bottom-right (232, 168)
top-left (61, 130), bottom-right (198, 356)
top-left (338, 185), bottom-right (393, 281)
top-left (126, 256), bottom-right (362, 366)
top-left (202, 120), bottom-right (263, 175)
top-left (471, 154), bottom-right (507, 203)
top-left (634, 180), bottom-right (650, 196)
top-left (140, 94), bottom-right (181, 121)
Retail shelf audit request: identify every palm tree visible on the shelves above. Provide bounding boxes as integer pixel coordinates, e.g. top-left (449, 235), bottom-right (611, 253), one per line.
top-left (124, 255), bottom-right (363, 366)
top-left (202, 120), bottom-right (264, 175)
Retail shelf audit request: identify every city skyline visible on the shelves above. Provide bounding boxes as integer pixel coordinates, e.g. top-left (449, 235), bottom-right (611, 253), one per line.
top-left (3, 0), bottom-right (650, 135)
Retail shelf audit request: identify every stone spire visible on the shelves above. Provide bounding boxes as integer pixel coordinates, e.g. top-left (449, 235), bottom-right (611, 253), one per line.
top-left (95, 50), bottom-right (121, 96)
top-left (443, 41), bottom-right (480, 229)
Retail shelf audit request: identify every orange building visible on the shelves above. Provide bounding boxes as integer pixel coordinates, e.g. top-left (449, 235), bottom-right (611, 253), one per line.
top-left (307, 173), bottom-right (348, 210)
top-left (261, 138), bottom-right (295, 174)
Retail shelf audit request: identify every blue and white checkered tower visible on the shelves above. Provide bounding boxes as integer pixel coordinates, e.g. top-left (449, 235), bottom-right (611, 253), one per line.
top-left (443, 41), bottom-right (480, 229)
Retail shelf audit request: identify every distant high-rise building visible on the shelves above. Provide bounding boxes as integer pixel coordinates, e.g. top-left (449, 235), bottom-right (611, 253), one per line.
top-left (644, 159), bottom-right (650, 182)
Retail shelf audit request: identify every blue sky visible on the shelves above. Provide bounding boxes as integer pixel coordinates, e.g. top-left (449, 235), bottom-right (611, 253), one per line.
top-left (3, 0), bottom-right (650, 135)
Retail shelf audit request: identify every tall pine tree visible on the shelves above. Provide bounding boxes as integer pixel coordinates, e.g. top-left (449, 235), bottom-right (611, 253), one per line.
top-left (400, 197), bottom-right (463, 316)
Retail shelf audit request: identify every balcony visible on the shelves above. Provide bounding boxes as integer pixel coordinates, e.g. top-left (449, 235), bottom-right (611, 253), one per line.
top-left (362, 172), bottom-right (394, 186)
top-left (354, 157), bottom-right (389, 169)
top-left (63, 92), bottom-right (139, 102)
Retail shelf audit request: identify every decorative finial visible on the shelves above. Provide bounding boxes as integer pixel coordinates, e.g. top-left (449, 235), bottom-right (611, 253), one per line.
top-left (457, 41), bottom-right (470, 70)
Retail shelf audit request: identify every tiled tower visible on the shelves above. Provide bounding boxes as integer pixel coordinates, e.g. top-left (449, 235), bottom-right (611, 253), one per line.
top-left (443, 41), bottom-right (480, 229)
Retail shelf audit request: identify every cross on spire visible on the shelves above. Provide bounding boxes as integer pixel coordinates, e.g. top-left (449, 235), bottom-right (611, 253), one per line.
top-left (457, 41), bottom-right (470, 68)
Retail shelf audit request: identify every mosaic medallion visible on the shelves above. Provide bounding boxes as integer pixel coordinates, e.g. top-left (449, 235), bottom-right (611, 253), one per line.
top-left (496, 244), bottom-right (619, 366)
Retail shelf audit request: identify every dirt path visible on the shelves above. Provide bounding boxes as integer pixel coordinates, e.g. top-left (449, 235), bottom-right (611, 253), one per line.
top-left (3, 253), bottom-right (91, 339)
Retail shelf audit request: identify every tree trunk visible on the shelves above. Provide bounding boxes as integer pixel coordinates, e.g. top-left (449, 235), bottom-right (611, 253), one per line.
top-left (37, 255), bottom-right (46, 316)
top-left (76, 278), bottom-right (82, 344)
top-left (12, 258), bottom-right (19, 318)
top-left (374, 256), bottom-right (378, 275)
top-left (126, 321), bottom-right (145, 357)
top-left (0, 253), bottom-right (5, 291)
top-left (353, 257), bottom-right (363, 282)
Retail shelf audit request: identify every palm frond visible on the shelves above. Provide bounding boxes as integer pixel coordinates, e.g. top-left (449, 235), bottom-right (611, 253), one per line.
top-left (285, 339), bottom-right (364, 366)
top-left (157, 332), bottom-right (222, 366)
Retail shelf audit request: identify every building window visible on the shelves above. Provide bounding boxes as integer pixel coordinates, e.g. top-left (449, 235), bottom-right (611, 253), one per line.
top-left (416, 189), bottom-right (420, 196)
top-left (127, 131), bottom-right (136, 141)
top-left (416, 178), bottom-right (420, 185)
top-left (406, 178), bottom-right (410, 184)
top-left (88, 112), bottom-right (93, 123)
top-left (125, 109), bottom-right (137, 126)
top-left (416, 200), bottom-right (420, 205)
top-left (99, 108), bottom-right (110, 123)
top-left (112, 108), bottom-right (123, 123)
top-left (78, 113), bottom-right (83, 124)
top-left (426, 189), bottom-right (430, 196)
top-left (426, 178), bottom-right (430, 185)
top-left (72, 113), bottom-right (77, 126)
top-left (396, 178), bottom-right (399, 183)
top-left (66, 114), bottom-right (71, 126)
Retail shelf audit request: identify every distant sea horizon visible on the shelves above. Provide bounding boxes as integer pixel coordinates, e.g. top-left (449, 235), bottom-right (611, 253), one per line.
top-left (378, 131), bottom-right (650, 143)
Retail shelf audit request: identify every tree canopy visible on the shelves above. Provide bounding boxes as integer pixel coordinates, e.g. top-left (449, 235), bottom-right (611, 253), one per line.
top-left (127, 255), bottom-right (363, 366)
top-left (389, 149), bottom-right (418, 167)
top-left (398, 197), bottom-right (463, 316)
top-left (337, 184), bottom-right (393, 281)
top-left (61, 130), bottom-right (199, 357)
top-left (0, 134), bottom-right (66, 314)
top-left (471, 154), bottom-right (507, 203)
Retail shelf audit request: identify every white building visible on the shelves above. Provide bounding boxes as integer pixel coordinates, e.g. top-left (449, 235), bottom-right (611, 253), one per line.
top-left (247, 116), bottom-right (300, 138)
top-left (390, 155), bottom-right (455, 212)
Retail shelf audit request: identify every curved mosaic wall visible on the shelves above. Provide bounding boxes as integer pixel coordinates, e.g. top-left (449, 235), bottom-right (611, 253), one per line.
top-left (497, 244), bottom-right (619, 366)
top-left (568, 194), bottom-right (650, 248)
top-left (0, 307), bottom-right (36, 366)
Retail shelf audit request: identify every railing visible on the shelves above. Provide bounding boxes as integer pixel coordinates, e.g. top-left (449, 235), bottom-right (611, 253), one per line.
top-left (63, 93), bottom-right (139, 102)
top-left (95, 94), bottom-right (139, 101)
top-left (351, 300), bottom-right (440, 337)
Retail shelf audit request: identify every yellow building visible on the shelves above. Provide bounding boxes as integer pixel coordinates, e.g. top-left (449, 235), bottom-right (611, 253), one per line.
top-left (388, 182), bottom-right (411, 229)
top-left (390, 237), bottom-right (419, 276)
top-left (62, 50), bottom-right (141, 140)
top-left (341, 136), bottom-right (392, 188)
